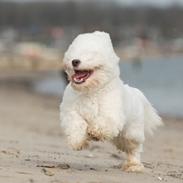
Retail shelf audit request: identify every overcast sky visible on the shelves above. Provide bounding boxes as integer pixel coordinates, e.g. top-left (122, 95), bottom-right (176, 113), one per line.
top-left (1, 0), bottom-right (183, 7)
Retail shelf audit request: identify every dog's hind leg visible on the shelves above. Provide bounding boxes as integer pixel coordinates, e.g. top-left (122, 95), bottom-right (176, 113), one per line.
top-left (113, 135), bottom-right (144, 172)
top-left (122, 139), bottom-right (144, 172)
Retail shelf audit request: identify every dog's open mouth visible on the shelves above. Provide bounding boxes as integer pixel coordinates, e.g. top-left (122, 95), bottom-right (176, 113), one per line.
top-left (72, 70), bottom-right (93, 84)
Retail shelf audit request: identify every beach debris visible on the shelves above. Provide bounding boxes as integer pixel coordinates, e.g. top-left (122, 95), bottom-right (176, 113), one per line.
top-left (89, 167), bottom-right (97, 171)
top-left (143, 162), bottom-right (154, 169)
top-left (39, 163), bottom-right (71, 176)
top-left (42, 168), bottom-right (55, 176)
top-left (37, 164), bottom-right (57, 168)
top-left (1, 149), bottom-right (20, 158)
top-left (167, 170), bottom-right (183, 179)
top-left (37, 163), bottom-right (70, 169)
top-left (57, 163), bottom-right (70, 169)
top-left (111, 153), bottom-right (121, 160)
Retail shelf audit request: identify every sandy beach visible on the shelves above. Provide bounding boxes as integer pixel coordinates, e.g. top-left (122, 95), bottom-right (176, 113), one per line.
top-left (0, 83), bottom-right (183, 183)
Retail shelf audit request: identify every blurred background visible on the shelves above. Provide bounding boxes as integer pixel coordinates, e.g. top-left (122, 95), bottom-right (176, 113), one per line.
top-left (0, 0), bottom-right (183, 118)
top-left (1, 2), bottom-right (183, 182)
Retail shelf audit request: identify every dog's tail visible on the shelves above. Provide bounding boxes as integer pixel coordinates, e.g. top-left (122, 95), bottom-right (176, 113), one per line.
top-left (143, 96), bottom-right (163, 135)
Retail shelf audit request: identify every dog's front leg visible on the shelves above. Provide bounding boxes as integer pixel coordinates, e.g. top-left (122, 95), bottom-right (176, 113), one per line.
top-left (61, 112), bottom-right (88, 150)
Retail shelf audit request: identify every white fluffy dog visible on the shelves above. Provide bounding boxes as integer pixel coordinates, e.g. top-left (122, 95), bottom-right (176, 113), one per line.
top-left (60, 31), bottom-right (162, 172)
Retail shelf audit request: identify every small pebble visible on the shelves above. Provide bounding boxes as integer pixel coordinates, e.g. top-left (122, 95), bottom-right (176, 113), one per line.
top-left (42, 168), bottom-right (55, 176)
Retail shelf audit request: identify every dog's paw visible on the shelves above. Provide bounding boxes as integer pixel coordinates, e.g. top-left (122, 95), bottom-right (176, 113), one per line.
top-left (87, 127), bottom-right (104, 141)
top-left (71, 141), bottom-right (89, 151)
top-left (122, 162), bottom-right (144, 173)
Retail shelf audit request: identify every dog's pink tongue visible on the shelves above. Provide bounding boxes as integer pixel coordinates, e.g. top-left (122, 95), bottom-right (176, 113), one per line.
top-left (74, 71), bottom-right (88, 80)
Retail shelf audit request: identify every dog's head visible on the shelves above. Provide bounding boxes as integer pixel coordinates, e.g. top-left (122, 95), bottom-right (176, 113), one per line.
top-left (63, 31), bottom-right (120, 92)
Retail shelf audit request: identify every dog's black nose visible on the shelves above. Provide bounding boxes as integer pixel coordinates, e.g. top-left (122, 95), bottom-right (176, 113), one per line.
top-left (72, 59), bottom-right (80, 67)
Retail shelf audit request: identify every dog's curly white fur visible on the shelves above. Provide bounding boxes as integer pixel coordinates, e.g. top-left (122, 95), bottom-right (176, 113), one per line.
top-left (60, 31), bottom-right (162, 172)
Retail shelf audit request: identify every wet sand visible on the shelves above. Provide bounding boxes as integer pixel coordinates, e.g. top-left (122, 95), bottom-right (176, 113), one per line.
top-left (0, 84), bottom-right (183, 183)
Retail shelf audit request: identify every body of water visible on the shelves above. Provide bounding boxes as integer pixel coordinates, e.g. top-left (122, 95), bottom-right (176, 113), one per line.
top-left (34, 56), bottom-right (183, 118)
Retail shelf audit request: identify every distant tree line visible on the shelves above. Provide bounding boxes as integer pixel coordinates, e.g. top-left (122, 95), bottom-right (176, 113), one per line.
top-left (0, 1), bottom-right (183, 39)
